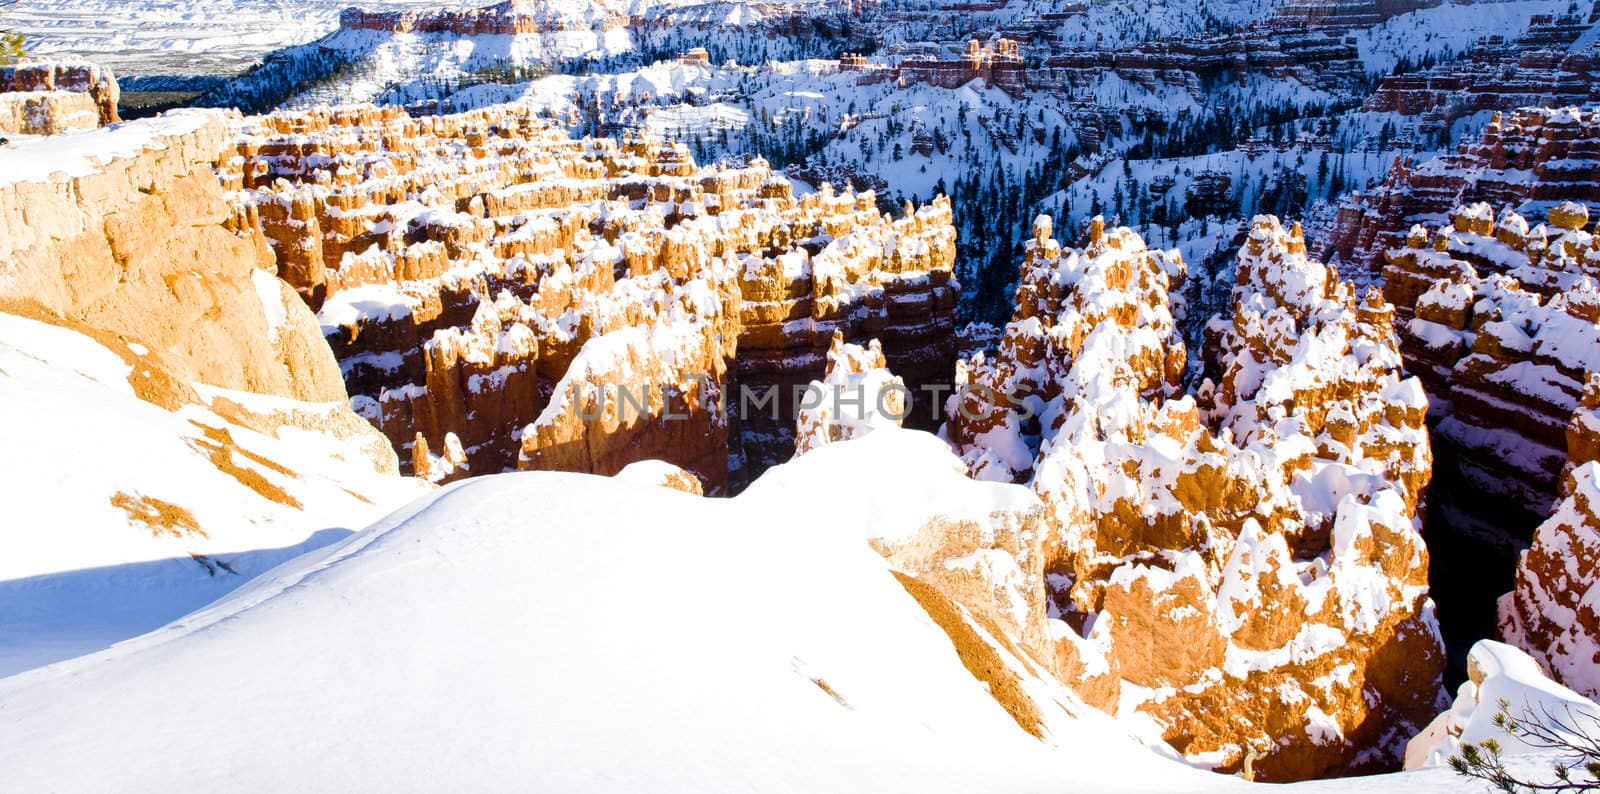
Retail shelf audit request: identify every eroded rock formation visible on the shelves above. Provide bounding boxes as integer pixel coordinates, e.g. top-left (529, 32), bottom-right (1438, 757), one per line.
top-left (1384, 201), bottom-right (1600, 533)
top-left (221, 104), bottom-right (957, 491)
top-left (0, 60), bottom-right (120, 135)
top-left (942, 214), bottom-right (1444, 780)
top-left (1321, 107), bottom-right (1600, 280)
top-left (792, 332), bottom-right (907, 456)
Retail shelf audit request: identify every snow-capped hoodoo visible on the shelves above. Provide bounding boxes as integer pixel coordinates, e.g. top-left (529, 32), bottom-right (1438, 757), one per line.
top-left (223, 103), bottom-right (958, 490)
top-left (945, 215), bottom-right (1445, 780)
top-left (1384, 200), bottom-right (1600, 536)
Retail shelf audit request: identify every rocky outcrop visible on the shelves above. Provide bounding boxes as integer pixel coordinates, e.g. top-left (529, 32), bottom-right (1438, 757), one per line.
top-left (943, 215), bottom-right (1444, 780)
top-left (792, 333), bottom-right (906, 456)
top-left (1321, 107), bottom-right (1600, 279)
top-left (736, 189), bottom-right (958, 473)
top-left (0, 109), bottom-right (347, 404)
top-left (0, 60), bottom-right (120, 134)
top-left (1383, 202), bottom-right (1600, 534)
top-left (613, 459), bottom-right (706, 496)
top-left (222, 104), bottom-right (957, 492)
top-left (0, 108), bottom-right (421, 581)
top-left (1498, 461), bottom-right (1600, 700)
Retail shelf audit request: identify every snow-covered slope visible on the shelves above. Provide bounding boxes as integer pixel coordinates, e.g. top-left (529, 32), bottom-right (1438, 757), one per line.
top-left (1406, 640), bottom-right (1600, 770)
top-left (0, 425), bottom-right (1502, 792)
top-left (0, 311), bottom-right (427, 677)
top-left (0, 429), bottom-right (1208, 793)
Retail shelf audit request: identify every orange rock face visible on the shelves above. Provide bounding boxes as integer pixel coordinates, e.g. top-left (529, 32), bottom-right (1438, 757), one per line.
top-left (0, 109), bottom-right (347, 405)
top-left (944, 215), bottom-right (1444, 781)
top-left (222, 105), bottom-right (957, 492)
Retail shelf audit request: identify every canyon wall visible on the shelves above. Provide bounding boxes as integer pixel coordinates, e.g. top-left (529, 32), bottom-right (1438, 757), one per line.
top-left (1321, 107), bottom-right (1600, 280)
top-left (0, 108), bottom-right (418, 579)
top-left (222, 105), bottom-right (957, 491)
top-left (940, 215), bottom-right (1444, 780)
top-left (0, 108), bottom-right (347, 404)
top-left (1384, 201), bottom-right (1599, 534)
top-left (1380, 198), bottom-right (1600, 702)
top-left (1360, 12), bottom-right (1596, 133)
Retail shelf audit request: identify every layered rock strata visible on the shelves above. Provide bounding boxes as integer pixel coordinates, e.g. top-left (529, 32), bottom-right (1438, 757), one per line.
top-left (1361, 14), bottom-right (1596, 131)
top-left (222, 104), bottom-right (957, 491)
top-left (942, 215), bottom-right (1444, 780)
top-left (1321, 107), bottom-right (1600, 280)
top-left (1384, 202), bottom-right (1600, 532)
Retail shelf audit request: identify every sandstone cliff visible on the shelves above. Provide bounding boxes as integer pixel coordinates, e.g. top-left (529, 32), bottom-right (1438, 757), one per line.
top-left (0, 109), bottom-right (348, 404)
top-left (0, 60), bottom-right (120, 135)
top-left (942, 215), bottom-right (1445, 780)
top-left (0, 110), bottom-right (422, 586)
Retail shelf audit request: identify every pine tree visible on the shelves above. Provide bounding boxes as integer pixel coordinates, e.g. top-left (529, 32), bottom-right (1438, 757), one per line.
top-left (1450, 699), bottom-right (1600, 793)
top-left (2, 0), bottom-right (26, 65)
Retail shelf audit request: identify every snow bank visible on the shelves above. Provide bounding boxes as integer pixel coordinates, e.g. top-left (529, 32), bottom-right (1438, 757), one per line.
top-left (1406, 640), bottom-right (1600, 770)
top-left (0, 431), bottom-right (1230, 794)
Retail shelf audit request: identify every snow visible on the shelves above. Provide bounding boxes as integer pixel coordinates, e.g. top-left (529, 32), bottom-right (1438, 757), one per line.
top-left (316, 281), bottom-right (417, 333)
top-left (0, 419), bottom-right (1502, 791)
top-left (1353, 0), bottom-right (1570, 75)
top-left (0, 310), bottom-right (426, 676)
top-left (0, 110), bottom-right (216, 187)
top-left (251, 268), bottom-right (289, 344)
top-left (1406, 640), bottom-right (1600, 770)
top-left (9, 0), bottom-right (454, 74)
top-left (0, 428), bottom-right (1221, 794)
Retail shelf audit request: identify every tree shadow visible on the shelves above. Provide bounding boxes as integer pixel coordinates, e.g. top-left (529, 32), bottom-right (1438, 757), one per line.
top-left (0, 528), bottom-right (354, 679)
